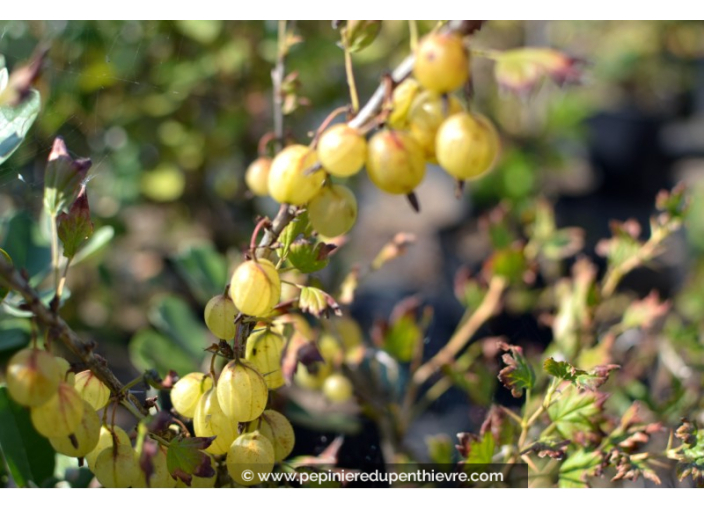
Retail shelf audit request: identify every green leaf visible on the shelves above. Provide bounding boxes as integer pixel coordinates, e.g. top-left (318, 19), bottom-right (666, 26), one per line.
top-left (0, 89), bottom-right (40, 166)
top-left (497, 343), bottom-right (535, 398)
top-left (0, 386), bottom-right (56, 487)
top-left (544, 358), bottom-right (619, 391)
top-left (0, 248), bottom-right (12, 304)
top-left (0, 318), bottom-right (31, 354)
top-left (149, 295), bottom-right (209, 359)
top-left (298, 286), bottom-right (341, 318)
top-left (464, 433), bottom-right (496, 464)
top-left (166, 436), bottom-right (215, 486)
top-left (494, 47), bottom-right (581, 95)
top-left (558, 449), bottom-right (600, 488)
top-left (288, 240), bottom-right (330, 274)
top-left (382, 314), bottom-right (421, 363)
top-left (172, 244), bottom-right (228, 305)
top-left (129, 328), bottom-right (199, 377)
top-left (0, 211), bottom-right (51, 280)
top-left (57, 190), bottom-right (93, 259)
top-left (71, 225), bottom-right (114, 265)
top-left (548, 385), bottom-right (601, 438)
top-left (278, 211), bottom-right (313, 259)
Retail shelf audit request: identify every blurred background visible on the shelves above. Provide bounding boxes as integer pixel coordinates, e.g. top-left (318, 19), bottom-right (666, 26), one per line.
top-left (1, 20), bottom-right (704, 473)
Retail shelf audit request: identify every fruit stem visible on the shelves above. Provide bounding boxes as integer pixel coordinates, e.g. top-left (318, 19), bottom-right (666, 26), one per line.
top-left (310, 105), bottom-right (350, 149)
top-left (50, 213), bottom-right (61, 303)
top-left (408, 20), bottom-right (419, 51)
top-left (272, 20), bottom-right (287, 152)
top-left (342, 37), bottom-right (360, 113)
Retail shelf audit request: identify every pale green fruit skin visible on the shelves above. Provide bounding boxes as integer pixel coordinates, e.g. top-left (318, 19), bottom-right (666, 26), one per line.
top-left (171, 372), bottom-right (213, 419)
top-left (86, 425), bottom-right (131, 470)
top-left (413, 33), bottom-right (469, 94)
top-left (435, 112), bottom-right (500, 180)
top-left (49, 400), bottom-right (100, 457)
top-left (226, 431), bottom-right (275, 486)
top-left (323, 373), bottom-right (354, 403)
top-left (245, 330), bottom-right (286, 390)
top-left (408, 91), bottom-right (463, 162)
top-left (307, 184), bottom-right (358, 238)
top-left (217, 360), bottom-right (268, 422)
top-left (193, 388), bottom-right (238, 455)
top-left (246, 410), bottom-right (295, 462)
top-left (317, 124), bottom-right (367, 177)
top-left (6, 348), bottom-right (61, 407)
top-left (268, 145), bottom-right (324, 205)
top-left (245, 157), bottom-right (272, 196)
top-left (229, 259), bottom-right (281, 317)
top-left (366, 130), bottom-right (426, 195)
top-left (388, 78), bottom-right (421, 129)
top-left (55, 357), bottom-right (75, 385)
top-left (176, 454), bottom-right (217, 488)
top-left (134, 445), bottom-right (177, 488)
top-left (93, 444), bottom-right (139, 488)
top-left (31, 382), bottom-right (84, 438)
top-left (74, 370), bottom-right (110, 410)
top-left (204, 295), bottom-right (237, 339)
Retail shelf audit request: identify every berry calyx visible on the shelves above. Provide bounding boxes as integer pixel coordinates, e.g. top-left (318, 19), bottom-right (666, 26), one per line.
top-left (307, 184), bottom-right (358, 238)
top-left (49, 399), bottom-right (101, 457)
top-left (366, 129), bottom-right (426, 195)
top-left (229, 258), bottom-right (281, 318)
top-left (245, 157), bottom-right (272, 196)
top-left (435, 112), bottom-right (500, 181)
top-left (317, 124), bottom-right (367, 177)
top-left (267, 144), bottom-right (324, 205)
top-left (204, 294), bottom-right (238, 340)
top-left (413, 32), bottom-right (469, 94)
top-left (217, 359), bottom-right (268, 422)
top-left (6, 348), bottom-right (61, 407)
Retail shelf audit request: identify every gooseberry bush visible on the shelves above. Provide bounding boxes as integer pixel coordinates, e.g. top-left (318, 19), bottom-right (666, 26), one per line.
top-left (0, 20), bottom-right (700, 488)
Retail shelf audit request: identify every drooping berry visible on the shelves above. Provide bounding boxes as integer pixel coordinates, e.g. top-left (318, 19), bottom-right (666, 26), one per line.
top-left (30, 381), bottom-right (84, 438)
top-left (226, 431), bottom-right (275, 486)
top-left (322, 373), bottom-right (354, 403)
top-left (307, 184), bottom-right (358, 238)
top-left (413, 32), bottom-right (469, 94)
top-left (193, 388), bottom-right (238, 456)
top-left (6, 348), bottom-right (61, 407)
top-left (245, 329), bottom-right (286, 390)
top-left (246, 410), bottom-right (295, 462)
top-left (49, 399), bottom-right (101, 457)
top-left (245, 157), bottom-right (272, 196)
top-left (268, 145), bottom-right (325, 205)
top-left (170, 372), bottom-right (213, 419)
top-left (435, 112), bottom-right (500, 181)
top-left (317, 124), bottom-right (367, 178)
top-left (74, 370), bottom-right (111, 410)
top-left (204, 294), bottom-right (238, 339)
top-left (408, 90), bottom-right (463, 162)
top-left (366, 129), bottom-right (426, 194)
top-left (217, 359), bottom-right (268, 422)
top-left (229, 259), bottom-right (281, 318)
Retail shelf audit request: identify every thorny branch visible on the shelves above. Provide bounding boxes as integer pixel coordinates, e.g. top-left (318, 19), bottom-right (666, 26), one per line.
top-left (0, 257), bottom-right (147, 418)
